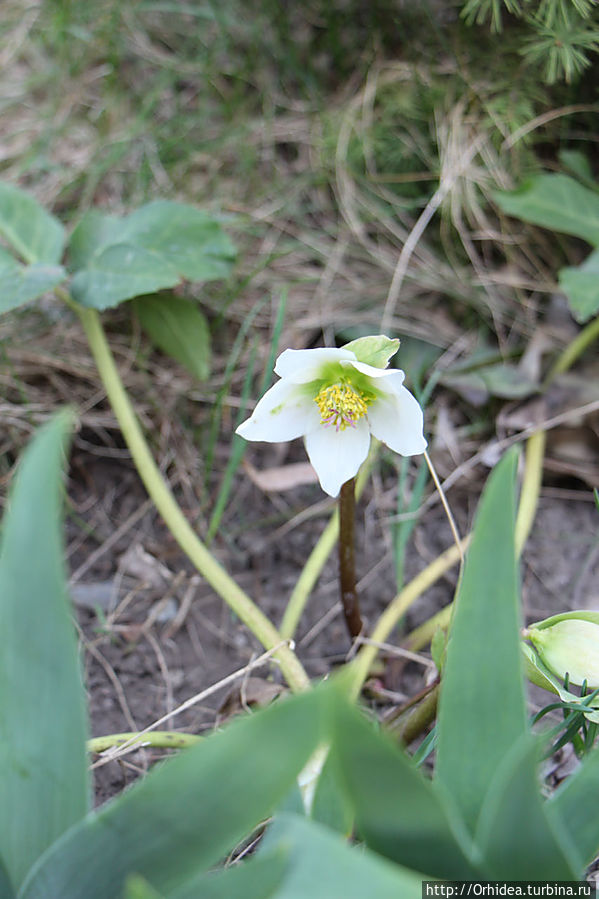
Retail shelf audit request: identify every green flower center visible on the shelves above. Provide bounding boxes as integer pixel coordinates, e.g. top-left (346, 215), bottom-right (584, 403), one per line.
top-left (314, 382), bottom-right (372, 431)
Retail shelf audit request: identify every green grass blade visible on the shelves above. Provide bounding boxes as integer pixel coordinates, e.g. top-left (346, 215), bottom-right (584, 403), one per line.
top-left (0, 413), bottom-right (89, 891)
top-left (20, 688), bottom-right (331, 899)
top-left (434, 448), bottom-right (527, 834)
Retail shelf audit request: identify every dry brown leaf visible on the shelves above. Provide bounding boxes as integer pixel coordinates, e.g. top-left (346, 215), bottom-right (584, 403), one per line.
top-left (243, 459), bottom-right (318, 492)
top-left (217, 676), bottom-right (286, 720)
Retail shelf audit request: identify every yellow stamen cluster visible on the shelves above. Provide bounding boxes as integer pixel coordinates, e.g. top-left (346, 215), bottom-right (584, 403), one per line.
top-left (314, 383), bottom-right (370, 431)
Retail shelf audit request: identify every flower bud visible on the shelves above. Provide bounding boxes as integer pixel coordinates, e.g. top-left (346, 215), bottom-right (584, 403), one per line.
top-left (526, 615), bottom-right (599, 688)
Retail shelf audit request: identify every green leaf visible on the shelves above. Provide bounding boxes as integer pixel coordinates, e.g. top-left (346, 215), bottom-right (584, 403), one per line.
top-left (133, 294), bottom-right (211, 380)
top-left (0, 260), bottom-right (66, 315)
top-left (70, 244), bottom-right (180, 310)
top-left (168, 849), bottom-right (288, 899)
top-left (20, 689), bottom-right (331, 899)
top-left (123, 875), bottom-right (164, 899)
top-left (260, 813), bottom-right (424, 898)
top-left (434, 448), bottom-right (527, 835)
top-left (559, 250), bottom-right (599, 322)
top-left (118, 201), bottom-right (236, 282)
top-left (494, 174), bottom-right (599, 246)
top-left (330, 701), bottom-right (480, 879)
top-left (309, 751), bottom-right (353, 836)
top-left (0, 857), bottom-right (15, 899)
top-left (559, 149), bottom-right (595, 187)
top-left (67, 202), bottom-right (236, 310)
top-left (341, 336), bottom-right (399, 369)
top-left (441, 362), bottom-right (538, 402)
top-left (0, 413), bottom-right (89, 891)
top-left (67, 210), bottom-right (121, 271)
top-left (548, 744), bottom-right (599, 869)
top-left (476, 738), bottom-right (579, 879)
top-left (0, 182), bottom-right (65, 265)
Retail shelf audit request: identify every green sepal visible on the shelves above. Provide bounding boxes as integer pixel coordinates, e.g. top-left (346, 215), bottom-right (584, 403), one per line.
top-left (341, 335), bottom-right (399, 368)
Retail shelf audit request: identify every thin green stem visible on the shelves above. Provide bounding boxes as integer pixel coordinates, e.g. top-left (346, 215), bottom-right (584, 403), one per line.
top-left (338, 477), bottom-right (362, 640)
top-left (64, 294), bottom-right (310, 693)
top-left (514, 430), bottom-right (546, 557)
top-left (389, 684), bottom-right (439, 746)
top-left (545, 314), bottom-right (599, 384)
top-left (88, 732), bottom-right (201, 754)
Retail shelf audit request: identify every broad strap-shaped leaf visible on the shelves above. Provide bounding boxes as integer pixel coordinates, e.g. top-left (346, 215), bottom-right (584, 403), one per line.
top-left (547, 744), bottom-right (599, 870)
top-left (133, 294), bottom-right (211, 380)
top-left (559, 249), bottom-right (599, 322)
top-left (167, 849), bottom-right (288, 899)
top-left (494, 174), bottom-right (599, 246)
top-left (67, 202), bottom-right (235, 310)
top-left (0, 413), bottom-right (89, 892)
top-left (329, 700), bottom-right (481, 879)
top-left (258, 813), bottom-right (424, 898)
top-left (434, 448), bottom-right (527, 834)
top-left (20, 688), bottom-right (331, 899)
top-left (0, 258), bottom-right (66, 315)
top-left (123, 875), bottom-right (164, 899)
top-left (475, 737), bottom-right (579, 879)
top-left (0, 182), bottom-right (65, 264)
top-left (0, 857), bottom-right (15, 899)
top-left (310, 749), bottom-right (354, 836)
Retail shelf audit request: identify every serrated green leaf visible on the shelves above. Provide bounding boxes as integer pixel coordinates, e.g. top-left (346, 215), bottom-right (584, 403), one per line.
top-left (341, 336), bottom-right (399, 369)
top-left (0, 413), bottom-right (89, 892)
top-left (559, 250), bottom-right (599, 322)
top-left (434, 448), bottom-right (527, 835)
top-left (548, 744), bottom-right (599, 868)
top-left (20, 688), bottom-right (331, 899)
top-left (260, 813), bottom-right (424, 898)
top-left (0, 182), bottom-right (65, 265)
top-left (67, 210), bottom-right (122, 271)
top-left (133, 294), bottom-right (211, 380)
top-left (330, 701), bottom-right (480, 879)
top-left (118, 201), bottom-right (236, 282)
top-left (476, 737), bottom-right (579, 879)
top-left (70, 244), bottom-right (180, 310)
top-left (494, 174), bottom-right (599, 246)
top-left (0, 261), bottom-right (66, 315)
top-left (67, 202), bottom-right (236, 310)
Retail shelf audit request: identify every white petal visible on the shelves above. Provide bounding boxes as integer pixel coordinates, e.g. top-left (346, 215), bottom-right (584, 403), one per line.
top-left (274, 347), bottom-right (356, 384)
top-left (236, 379), bottom-right (320, 442)
top-left (304, 418), bottom-right (371, 497)
top-left (368, 382), bottom-right (427, 456)
top-left (344, 359), bottom-right (405, 383)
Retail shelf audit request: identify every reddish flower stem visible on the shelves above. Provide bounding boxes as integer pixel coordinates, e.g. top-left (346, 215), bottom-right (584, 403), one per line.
top-left (338, 477), bottom-right (362, 640)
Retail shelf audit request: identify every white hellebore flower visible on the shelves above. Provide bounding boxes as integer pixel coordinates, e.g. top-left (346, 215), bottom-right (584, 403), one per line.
top-left (236, 335), bottom-right (427, 497)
